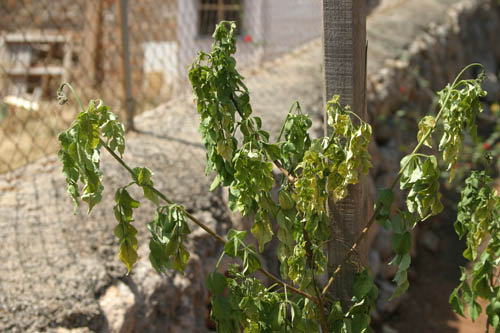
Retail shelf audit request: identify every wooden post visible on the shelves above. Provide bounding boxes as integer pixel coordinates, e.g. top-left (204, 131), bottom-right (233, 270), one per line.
top-left (322, 0), bottom-right (367, 308)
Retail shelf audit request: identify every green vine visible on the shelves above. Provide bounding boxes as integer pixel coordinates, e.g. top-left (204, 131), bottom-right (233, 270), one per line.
top-left (449, 171), bottom-right (500, 330)
top-left (57, 21), bottom-right (497, 332)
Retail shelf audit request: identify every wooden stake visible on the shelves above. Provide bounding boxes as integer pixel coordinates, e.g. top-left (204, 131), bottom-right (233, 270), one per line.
top-left (321, 0), bottom-right (367, 309)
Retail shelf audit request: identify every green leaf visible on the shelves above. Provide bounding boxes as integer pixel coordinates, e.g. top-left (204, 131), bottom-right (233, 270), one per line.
top-left (116, 188), bottom-right (140, 209)
top-left (437, 72), bottom-right (486, 181)
top-left (469, 301), bottom-right (482, 322)
top-left (119, 237), bottom-right (138, 273)
top-left (143, 186), bottom-right (159, 205)
top-left (164, 233), bottom-right (180, 258)
top-left (114, 188), bottom-right (140, 221)
top-left (282, 142), bottom-right (296, 154)
top-left (328, 301), bottom-right (344, 323)
top-left (278, 190), bottom-right (294, 210)
top-left (212, 295), bottom-right (232, 320)
top-left (262, 142), bottom-right (281, 161)
top-left (397, 253), bottom-right (411, 271)
top-left (134, 167), bottom-right (153, 186)
top-left (245, 250), bottom-right (261, 273)
top-left (210, 174), bottom-right (222, 191)
top-left (114, 222), bottom-right (137, 240)
top-left (378, 188), bottom-right (394, 209)
top-left (449, 287), bottom-right (466, 317)
top-left (353, 269), bottom-right (374, 299)
top-left (149, 238), bottom-right (169, 273)
top-left (224, 229), bottom-right (246, 257)
top-left (474, 276), bottom-right (493, 299)
top-left (392, 231), bottom-right (411, 255)
top-left (172, 246), bottom-right (190, 272)
top-left (147, 204), bottom-right (190, 273)
top-left (417, 115), bottom-right (436, 148)
top-left (251, 216), bottom-right (273, 252)
top-left (227, 228), bottom-right (246, 243)
top-left (390, 280), bottom-right (409, 301)
top-left (351, 313), bottom-right (370, 333)
top-left (375, 188), bottom-right (394, 229)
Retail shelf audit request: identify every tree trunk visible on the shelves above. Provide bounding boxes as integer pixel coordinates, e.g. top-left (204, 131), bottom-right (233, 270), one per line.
top-left (321, 0), bottom-right (367, 309)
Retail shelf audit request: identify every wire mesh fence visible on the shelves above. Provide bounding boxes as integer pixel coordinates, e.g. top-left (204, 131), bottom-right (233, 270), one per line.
top-left (0, 0), bottom-right (326, 174)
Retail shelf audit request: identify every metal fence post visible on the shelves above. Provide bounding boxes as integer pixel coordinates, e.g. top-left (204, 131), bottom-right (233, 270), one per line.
top-left (118, 0), bottom-right (135, 132)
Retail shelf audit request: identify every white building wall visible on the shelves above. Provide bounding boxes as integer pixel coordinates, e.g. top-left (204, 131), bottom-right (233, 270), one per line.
top-left (143, 41), bottom-right (178, 85)
top-left (177, 0), bottom-right (265, 83)
top-left (176, 0), bottom-right (321, 84)
top-left (262, 0), bottom-right (322, 60)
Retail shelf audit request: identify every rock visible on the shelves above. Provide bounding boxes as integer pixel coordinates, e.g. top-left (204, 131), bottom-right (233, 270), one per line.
top-left (483, 71), bottom-right (500, 102)
top-left (370, 308), bottom-right (382, 327)
top-left (382, 324), bottom-right (400, 333)
top-left (410, 228), bottom-right (418, 258)
top-left (364, 176), bottom-right (380, 252)
top-left (368, 141), bottom-right (383, 176)
top-left (375, 120), bottom-right (396, 145)
top-left (376, 280), bottom-right (403, 316)
top-left (419, 230), bottom-right (440, 252)
top-left (54, 328), bottom-right (94, 333)
top-left (381, 260), bottom-right (398, 280)
top-left (369, 250), bottom-right (382, 277)
top-left (129, 244), bottom-right (209, 333)
top-left (373, 228), bottom-right (393, 261)
top-left (98, 281), bottom-right (136, 333)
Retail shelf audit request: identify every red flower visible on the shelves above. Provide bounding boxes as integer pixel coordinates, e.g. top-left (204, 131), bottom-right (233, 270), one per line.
top-left (244, 34), bottom-right (252, 43)
top-left (483, 142), bottom-right (491, 150)
top-left (454, 163), bottom-right (460, 169)
top-left (400, 85), bottom-right (407, 94)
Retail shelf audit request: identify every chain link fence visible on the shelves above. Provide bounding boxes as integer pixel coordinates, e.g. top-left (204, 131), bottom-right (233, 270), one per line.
top-left (0, 0), bottom-right (327, 174)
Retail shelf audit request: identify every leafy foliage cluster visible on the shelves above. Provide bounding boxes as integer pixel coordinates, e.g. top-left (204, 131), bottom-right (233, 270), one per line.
top-left (188, 22), bottom-right (374, 330)
top-left (449, 171), bottom-right (500, 329)
top-left (57, 21), bottom-right (500, 332)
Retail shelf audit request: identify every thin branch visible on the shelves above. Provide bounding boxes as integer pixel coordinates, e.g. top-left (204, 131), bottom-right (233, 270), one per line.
top-left (258, 269), bottom-right (319, 305)
top-left (273, 159), bottom-right (297, 184)
top-left (99, 138), bottom-right (318, 304)
top-left (58, 82), bottom-right (85, 113)
top-left (321, 206), bottom-right (380, 297)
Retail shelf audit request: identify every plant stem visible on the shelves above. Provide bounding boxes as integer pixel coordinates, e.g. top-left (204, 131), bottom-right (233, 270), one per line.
top-left (99, 138), bottom-right (319, 304)
top-left (277, 103), bottom-right (296, 142)
top-left (258, 269), bottom-right (319, 304)
top-left (320, 64), bottom-right (485, 300)
top-left (59, 82), bottom-right (86, 113)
